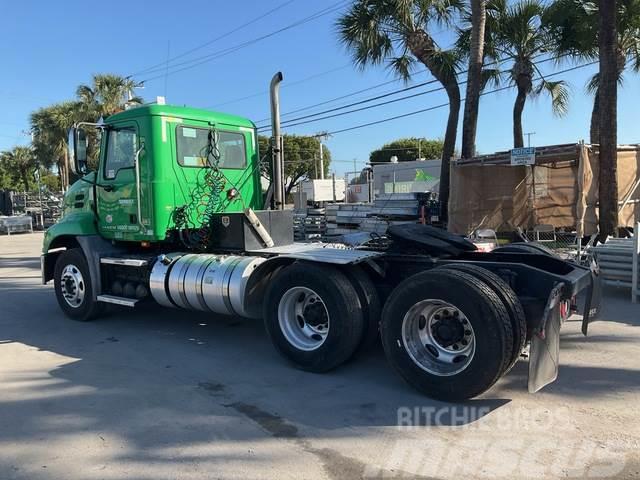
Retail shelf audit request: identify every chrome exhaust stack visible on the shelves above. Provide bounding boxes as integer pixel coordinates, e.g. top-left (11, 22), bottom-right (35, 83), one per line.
top-left (270, 72), bottom-right (285, 210)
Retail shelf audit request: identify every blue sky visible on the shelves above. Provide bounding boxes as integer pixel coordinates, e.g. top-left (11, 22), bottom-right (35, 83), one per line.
top-left (1, 0), bottom-right (639, 176)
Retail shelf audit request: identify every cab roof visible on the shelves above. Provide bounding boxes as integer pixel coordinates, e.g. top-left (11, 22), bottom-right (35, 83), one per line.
top-left (106, 104), bottom-right (256, 129)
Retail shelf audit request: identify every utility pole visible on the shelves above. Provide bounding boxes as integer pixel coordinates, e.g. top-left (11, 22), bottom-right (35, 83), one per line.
top-left (525, 132), bottom-right (536, 147)
top-left (315, 131), bottom-right (330, 180)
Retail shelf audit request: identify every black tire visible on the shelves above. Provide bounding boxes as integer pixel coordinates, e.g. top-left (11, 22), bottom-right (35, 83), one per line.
top-left (263, 261), bottom-right (365, 373)
top-left (494, 242), bottom-right (557, 257)
top-left (53, 248), bottom-right (103, 322)
top-left (380, 269), bottom-right (513, 401)
top-left (436, 263), bottom-right (526, 374)
top-left (343, 265), bottom-right (382, 352)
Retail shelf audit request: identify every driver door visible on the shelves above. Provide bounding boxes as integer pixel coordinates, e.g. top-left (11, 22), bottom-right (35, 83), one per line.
top-left (97, 122), bottom-right (140, 240)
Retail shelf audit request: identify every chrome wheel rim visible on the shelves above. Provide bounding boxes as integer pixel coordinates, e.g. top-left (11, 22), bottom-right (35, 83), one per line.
top-left (278, 286), bottom-right (329, 351)
top-left (401, 300), bottom-right (475, 376)
top-left (60, 264), bottom-right (86, 308)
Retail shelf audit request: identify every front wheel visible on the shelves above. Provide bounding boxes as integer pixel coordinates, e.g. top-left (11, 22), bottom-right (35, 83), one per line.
top-left (263, 262), bottom-right (364, 373)
top-left (53, 248), bottom-right (103, 321)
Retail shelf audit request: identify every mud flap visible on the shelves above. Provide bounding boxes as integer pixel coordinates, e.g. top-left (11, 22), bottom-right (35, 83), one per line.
top-left (528, 283), bottom-right (564, 393)
top-left (581, 261), bottom-right (602, 336)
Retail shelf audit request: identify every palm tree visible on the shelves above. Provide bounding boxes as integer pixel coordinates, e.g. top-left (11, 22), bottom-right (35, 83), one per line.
top-left (599, 0), bottom-right (619, 239)
top-left (337, 0), bottom-right (463, 222)
top-left (485, 0), bottom-right (569, 148)
top-left (461, 0), bottom-right (487, 158)
top-left (31, 102), bottom-right (83, 191)
top-left (544, 0), bottom-right (640, 144)
top-left (77, 74), bottom-right (143, 118)
top-left (2, 146), bottom-right (37, 192)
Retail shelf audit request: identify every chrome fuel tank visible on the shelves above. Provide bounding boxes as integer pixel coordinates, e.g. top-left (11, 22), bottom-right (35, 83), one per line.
top-left (149, 253), bottom-right (265, 318)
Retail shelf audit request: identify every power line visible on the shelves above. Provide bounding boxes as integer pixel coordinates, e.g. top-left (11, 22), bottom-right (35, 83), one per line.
top-left (320, 62), bottom-right (598, 137)
top-left (130, 0), bottom-right (298, 78)
top-left (256, 76), bottom-right (442, 130)
top-left (206, 63), bottom-right (351, 109)
top-left (139, 1), bottom-right (349, 82)
top-left (257, 54), bottom-right (564, 131)
top-left (254, 70), bottom-right (430, 124)
top-left (258, 82), bottom-right (449, 130)
top-left (259, 55), bottom-right (577, 132)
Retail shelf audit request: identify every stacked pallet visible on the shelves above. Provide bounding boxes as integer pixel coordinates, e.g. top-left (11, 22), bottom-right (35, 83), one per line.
top-left (293, 207), bottom-right (328, 241)
top-left (325, 203), bottom-right (369, 236)
top-left (293, 214), bottom-right (306, 241)
top-left (324, 193), bottom-right (439, 237)
top-left (304, 208), bottom-right (327, 240)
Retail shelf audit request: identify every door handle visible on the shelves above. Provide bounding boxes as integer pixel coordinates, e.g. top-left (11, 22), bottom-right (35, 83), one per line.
top-left (100, 184), bottom-right (115, 192)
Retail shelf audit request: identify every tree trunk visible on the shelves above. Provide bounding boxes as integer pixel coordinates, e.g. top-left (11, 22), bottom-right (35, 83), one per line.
top-left (590, 87), bottom-right (600, 144)
top-left (20, 168), bottom-right (30, 193)
top-left (406, 30), bottom-right (461, 224)
top-left (597, 0), bottom-right (618, 240)
top-left (461, 0), bottom-right (486, 159)
top-left (512, 84), bottom-right (527, 148)
top-left (440, 81), bottom-right (461, 224)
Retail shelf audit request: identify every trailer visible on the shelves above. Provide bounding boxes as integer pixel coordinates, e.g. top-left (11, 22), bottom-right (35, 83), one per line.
top-left (41, 73), bottom-right (601, 402)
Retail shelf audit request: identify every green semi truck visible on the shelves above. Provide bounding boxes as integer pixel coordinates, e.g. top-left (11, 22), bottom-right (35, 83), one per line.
top-left (41, 73), bottom-right (600, 401)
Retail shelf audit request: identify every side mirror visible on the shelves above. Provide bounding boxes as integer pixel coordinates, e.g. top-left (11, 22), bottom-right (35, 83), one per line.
top-left (68, 127), bottom-right (88, 175)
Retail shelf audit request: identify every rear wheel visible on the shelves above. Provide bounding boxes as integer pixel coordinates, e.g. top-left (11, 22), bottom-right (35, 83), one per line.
top-left (264, 262), bottom-right (364, 372)
top-left (53, 248), bottom-right (103, 321)
top-left (380, 269), bottom-right (513, 401)
top-left (344, 265), bottom-right (381, 352)
top-left (436, 263), bottom-right (526, 373)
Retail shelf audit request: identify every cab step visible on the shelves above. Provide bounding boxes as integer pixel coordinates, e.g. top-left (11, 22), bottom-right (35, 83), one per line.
top-left (97, 295), bottom-right (139, 307)
top-left (100, 257), bottom-right (149, 267)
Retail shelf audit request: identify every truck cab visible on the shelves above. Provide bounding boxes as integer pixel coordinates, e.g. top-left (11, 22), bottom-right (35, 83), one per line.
top-left (44, 104), bottom-right (262, 252)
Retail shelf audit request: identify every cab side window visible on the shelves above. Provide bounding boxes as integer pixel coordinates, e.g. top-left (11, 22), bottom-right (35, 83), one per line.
top-left (104, 129), bottom-right (137, 179)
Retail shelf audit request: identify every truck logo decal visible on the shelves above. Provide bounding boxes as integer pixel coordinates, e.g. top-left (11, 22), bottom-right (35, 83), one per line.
top-left (106, 214), bottom-right (113, 223)
top-left (221, 216), bottom-right (230, 228)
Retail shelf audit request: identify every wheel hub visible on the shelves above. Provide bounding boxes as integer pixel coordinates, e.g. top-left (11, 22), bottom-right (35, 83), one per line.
top-left (279, 286), bottom-right (330, 351)
top-left (431, 313), bottom-right (465, 347)
top-left (303, 301), bottom-right (328, 328)
top-left (60, 264), bottom-right (85, 309)
top-left (401, 300), bottom-right (476, 376)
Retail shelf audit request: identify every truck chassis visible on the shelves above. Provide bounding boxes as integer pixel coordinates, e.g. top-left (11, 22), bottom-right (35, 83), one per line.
top-left (42, 229), bottom-right (600, 402)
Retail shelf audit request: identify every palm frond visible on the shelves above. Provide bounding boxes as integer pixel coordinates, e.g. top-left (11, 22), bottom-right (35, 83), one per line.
top-left (585, 72), bottom-right (599, 95)
top-left (336, 0), bottom-right (398, 68)
top-left (535, 79), bottom-right (570, 117)
top-left (481, 67), bottom-right (503, 90)
top-left (388, 53), bottom-right (416, 81)
top-left (429, 48), bottom-right (462, 81)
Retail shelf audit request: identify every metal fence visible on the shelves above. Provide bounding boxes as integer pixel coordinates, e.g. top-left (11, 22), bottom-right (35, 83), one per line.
top-left (2, 190), bottom-right (64, 230)
top-left (589, 224), bottom-right (639, 303)
top-left (518, 227), bottom-right (583, 260)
